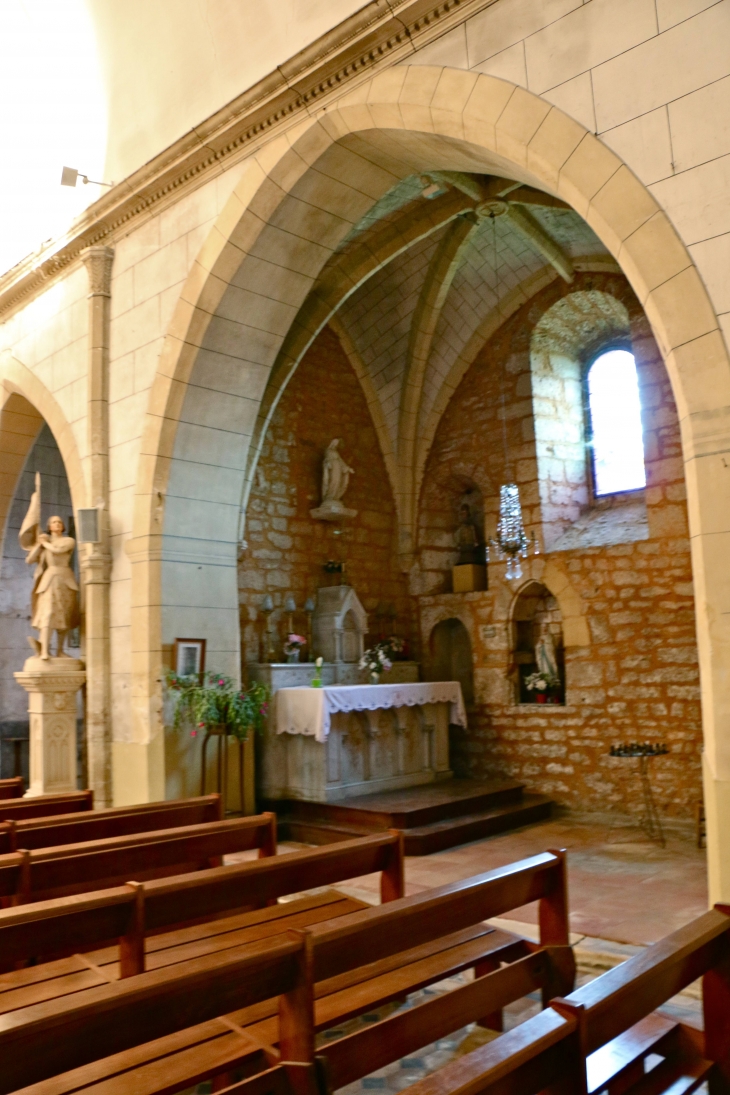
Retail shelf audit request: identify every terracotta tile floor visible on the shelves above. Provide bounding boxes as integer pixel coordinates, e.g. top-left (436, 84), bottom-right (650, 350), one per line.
top-left (272, 813), bottom-right (708, 946)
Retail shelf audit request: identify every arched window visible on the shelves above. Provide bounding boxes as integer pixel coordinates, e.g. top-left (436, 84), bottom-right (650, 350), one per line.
top-left (586, 349), bottom-right (646, 496)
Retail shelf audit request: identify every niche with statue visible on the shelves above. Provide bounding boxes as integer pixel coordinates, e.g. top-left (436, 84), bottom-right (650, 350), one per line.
top-left (452, 486), bottom-right (487, 593)
top-left (511, 582), bottom-right (565, 704)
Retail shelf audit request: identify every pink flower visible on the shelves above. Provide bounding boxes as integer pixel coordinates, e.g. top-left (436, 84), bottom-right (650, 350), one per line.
top-left (190, 730), bottom-right (198, 737)
top-left (198, 721), bottom-right (205, 727)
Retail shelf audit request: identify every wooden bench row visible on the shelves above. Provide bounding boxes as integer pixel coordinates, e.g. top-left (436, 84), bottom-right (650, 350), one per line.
top-left (0, 830), bottom-right (403, 975)
top-left (0, 790), bottom-right (93, 819)
top-left (0, 813), bottom-right (276, 908)
top-left (0, 793), bottom-right (223, 852)
top-left (399, 903), bottom-right (730, 1095)
top-left (0, 778), bottom-right (24, 801)
top-left (0, 848), bottom-right (569, 1094)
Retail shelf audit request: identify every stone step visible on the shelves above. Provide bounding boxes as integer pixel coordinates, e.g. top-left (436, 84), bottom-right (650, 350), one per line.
top-left (276, 791), bottom-right (553, 854)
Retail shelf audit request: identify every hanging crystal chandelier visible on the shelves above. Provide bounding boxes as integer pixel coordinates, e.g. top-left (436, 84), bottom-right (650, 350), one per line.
top-left (483, 213), bottom-right (539, 582)
top-left (487, 484), bottom-right (539, 580)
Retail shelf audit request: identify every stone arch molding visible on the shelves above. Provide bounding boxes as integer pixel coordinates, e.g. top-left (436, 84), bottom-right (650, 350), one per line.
top-left (131, 65), bottom-right (730, 807)
top-left (0, 351), bottom-right (86, 563)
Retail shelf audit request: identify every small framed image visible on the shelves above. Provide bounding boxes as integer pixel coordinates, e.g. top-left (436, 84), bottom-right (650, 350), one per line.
top-left (174, 638), bottom-right (206, 678)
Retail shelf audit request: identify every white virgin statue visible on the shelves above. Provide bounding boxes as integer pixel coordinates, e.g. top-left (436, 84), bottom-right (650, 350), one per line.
top-left (311, 439), bottom-right (357, 521)
top-left (535, 624), bottom-right (559, 681)
top-left (19, 474), bottom-right (80, 660)
top-left (322, 439), bottom-right (354, 503)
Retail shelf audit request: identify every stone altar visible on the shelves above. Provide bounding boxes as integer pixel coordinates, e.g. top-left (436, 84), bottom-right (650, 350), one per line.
top-left (259, 680), bottom-right (464, 802)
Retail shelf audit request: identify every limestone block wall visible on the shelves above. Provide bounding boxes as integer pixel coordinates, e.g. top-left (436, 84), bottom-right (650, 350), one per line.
top-left (239, 326), bottom-right (415, 665)
top-left (417, 273), bottom-right (701, 818)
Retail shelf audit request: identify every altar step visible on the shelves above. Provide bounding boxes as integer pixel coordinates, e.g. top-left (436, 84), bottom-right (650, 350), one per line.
top-left (265, 778), bottom-right (553, 855)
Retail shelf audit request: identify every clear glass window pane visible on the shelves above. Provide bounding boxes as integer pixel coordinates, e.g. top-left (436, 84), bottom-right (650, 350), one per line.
top-left (587, 349), bottom-right (646, 495)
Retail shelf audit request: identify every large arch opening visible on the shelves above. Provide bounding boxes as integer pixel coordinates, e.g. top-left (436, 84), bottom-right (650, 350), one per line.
top-left (129, 67), bottom-right (730, 900)
top-left (0, 394), bottom-right (81, 785)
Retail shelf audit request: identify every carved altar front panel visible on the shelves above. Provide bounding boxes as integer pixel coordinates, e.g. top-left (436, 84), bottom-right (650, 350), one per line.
top-left (261, 699), bottom-right (453, 802)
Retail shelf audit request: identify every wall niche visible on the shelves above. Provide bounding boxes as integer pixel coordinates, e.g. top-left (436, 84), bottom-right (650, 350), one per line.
top-left (426, 617), bottom-right (474, 706)
top-left (511, 582), bottom-right (564, 705)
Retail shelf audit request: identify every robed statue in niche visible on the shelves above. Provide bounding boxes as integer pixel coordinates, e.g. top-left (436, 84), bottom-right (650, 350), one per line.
top-left (534, 623), bottom-right (559, 682)
top-left (454, 503), bottom-right (483, 565)
top-left (310, 439), bottom-right (357, 521)
top-left (19, 474), bottom-right (80, 660)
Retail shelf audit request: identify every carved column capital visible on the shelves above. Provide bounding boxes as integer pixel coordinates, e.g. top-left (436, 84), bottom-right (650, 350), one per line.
top-left (81, 245), bottom-right (115, 297)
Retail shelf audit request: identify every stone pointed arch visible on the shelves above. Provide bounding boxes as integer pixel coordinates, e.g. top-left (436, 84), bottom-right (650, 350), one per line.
top-left (129, 68), bottom-right (730, 902)
top-left (0, 352), bottom-right (86, 558)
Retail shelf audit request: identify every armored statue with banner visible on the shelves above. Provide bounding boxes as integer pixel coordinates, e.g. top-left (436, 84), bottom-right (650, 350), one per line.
top-left (19, 473), bottom-right (80, 660)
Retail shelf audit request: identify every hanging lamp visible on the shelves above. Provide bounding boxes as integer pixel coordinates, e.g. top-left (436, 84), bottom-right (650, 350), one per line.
top-left (482, 207), bottom-right (539, 580)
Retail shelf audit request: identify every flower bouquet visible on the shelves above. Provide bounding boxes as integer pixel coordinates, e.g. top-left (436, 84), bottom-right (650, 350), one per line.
top-left (359, 637), bottom-right (404, 683)
top-left (283, 633), bottom-right (306, 662)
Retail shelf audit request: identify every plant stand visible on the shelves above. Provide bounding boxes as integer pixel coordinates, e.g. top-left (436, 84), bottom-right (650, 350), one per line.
top-left (200, 725), bottom-right (245, 816)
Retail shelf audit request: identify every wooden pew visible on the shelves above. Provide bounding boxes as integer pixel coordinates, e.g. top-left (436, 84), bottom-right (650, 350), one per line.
top-left (0, 831), bottom-right (403, 974)
top-left (0, 813), bottom-right (277, 905)
top-left (339, 903), bottom-right (730, 1095)
top-left (0, 777), bottom-right (24, 800)
top-left (0, 850), bottom-right (569, 1094)
top-left (551, 903), bottom-right (730, 1095)
top-left (2, 793), bottom-right (223, 851)
top-left (0, 790), bottom-right (93, 821)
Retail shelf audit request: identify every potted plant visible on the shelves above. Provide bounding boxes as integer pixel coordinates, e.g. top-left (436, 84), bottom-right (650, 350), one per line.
top-left (524, 670), bottom-right (560, 704)
top-left (166, 670), bottom-right (270, 739)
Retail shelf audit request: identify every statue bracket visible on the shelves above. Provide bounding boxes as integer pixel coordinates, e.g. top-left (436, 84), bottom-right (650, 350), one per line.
top-left (310, 501), bottom-right (358, 522)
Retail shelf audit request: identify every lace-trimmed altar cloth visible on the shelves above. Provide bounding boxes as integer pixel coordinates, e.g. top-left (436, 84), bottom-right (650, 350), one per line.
top-left (275, 681), bottom-right (467, 744)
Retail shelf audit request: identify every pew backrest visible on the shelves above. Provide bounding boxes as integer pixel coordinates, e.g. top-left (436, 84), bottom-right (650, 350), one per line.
top-left (0, 813), bottom-right (277, 904)
top-left (309, 849), bottom-right (568, 982)
top-left (0, 830), bottom-right (402, 972)
top-left (0, 934), bottom-right (308, 1095)
top-left (551, 903), bottom-right (730, 1066)
top-left (6, 793), bottom-right (223, 850)
top-left (0, 789), bottom-right (93, 821)
top-left (0, 776), bottom-right (23, 800)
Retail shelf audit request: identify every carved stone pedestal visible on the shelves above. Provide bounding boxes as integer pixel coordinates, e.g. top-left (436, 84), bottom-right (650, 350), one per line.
top-left (13, 657), bottom-right (86, 796)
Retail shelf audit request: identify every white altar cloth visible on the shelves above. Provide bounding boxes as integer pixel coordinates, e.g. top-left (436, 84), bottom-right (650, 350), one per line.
top-left (275, 681), bottom-right (467, 743)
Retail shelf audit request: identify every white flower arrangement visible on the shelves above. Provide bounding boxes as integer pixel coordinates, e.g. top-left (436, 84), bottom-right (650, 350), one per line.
top-left (524, 671), bottom-right (560, 692)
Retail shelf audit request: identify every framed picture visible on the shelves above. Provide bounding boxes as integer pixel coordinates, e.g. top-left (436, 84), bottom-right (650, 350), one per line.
top-left (174, 638), bottom-right (206, 678)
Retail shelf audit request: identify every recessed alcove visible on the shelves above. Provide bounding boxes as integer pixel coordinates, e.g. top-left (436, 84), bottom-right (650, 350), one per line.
top-left (426, 617), bottom-right (474, 707)
top-left (511, 582), bottom-right (565, 706)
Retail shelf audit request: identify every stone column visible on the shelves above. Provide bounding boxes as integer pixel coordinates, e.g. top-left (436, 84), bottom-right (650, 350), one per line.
top-left (14, 658), bottom-right (86, 795)
top-left (81, 246), bottom-right (114, 806)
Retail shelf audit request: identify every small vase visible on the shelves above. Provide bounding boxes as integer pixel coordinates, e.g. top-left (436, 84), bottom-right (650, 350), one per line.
top-left (535, 692), bottom-right (547, 704)
top-left (369, 672), bottom-right (381, 685)
top-left (286, 650), bottom-right (300, 663)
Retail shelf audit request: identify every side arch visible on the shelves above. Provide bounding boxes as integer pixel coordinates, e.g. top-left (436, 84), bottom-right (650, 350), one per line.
top-left (127, 68), bottom-right (730, 902)
top-left (0, 352), bottom-right (86, 559)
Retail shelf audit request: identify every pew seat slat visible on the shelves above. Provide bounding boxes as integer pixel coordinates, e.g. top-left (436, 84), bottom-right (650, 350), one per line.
top-left (0, 891), bottom-right (365, 1016)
